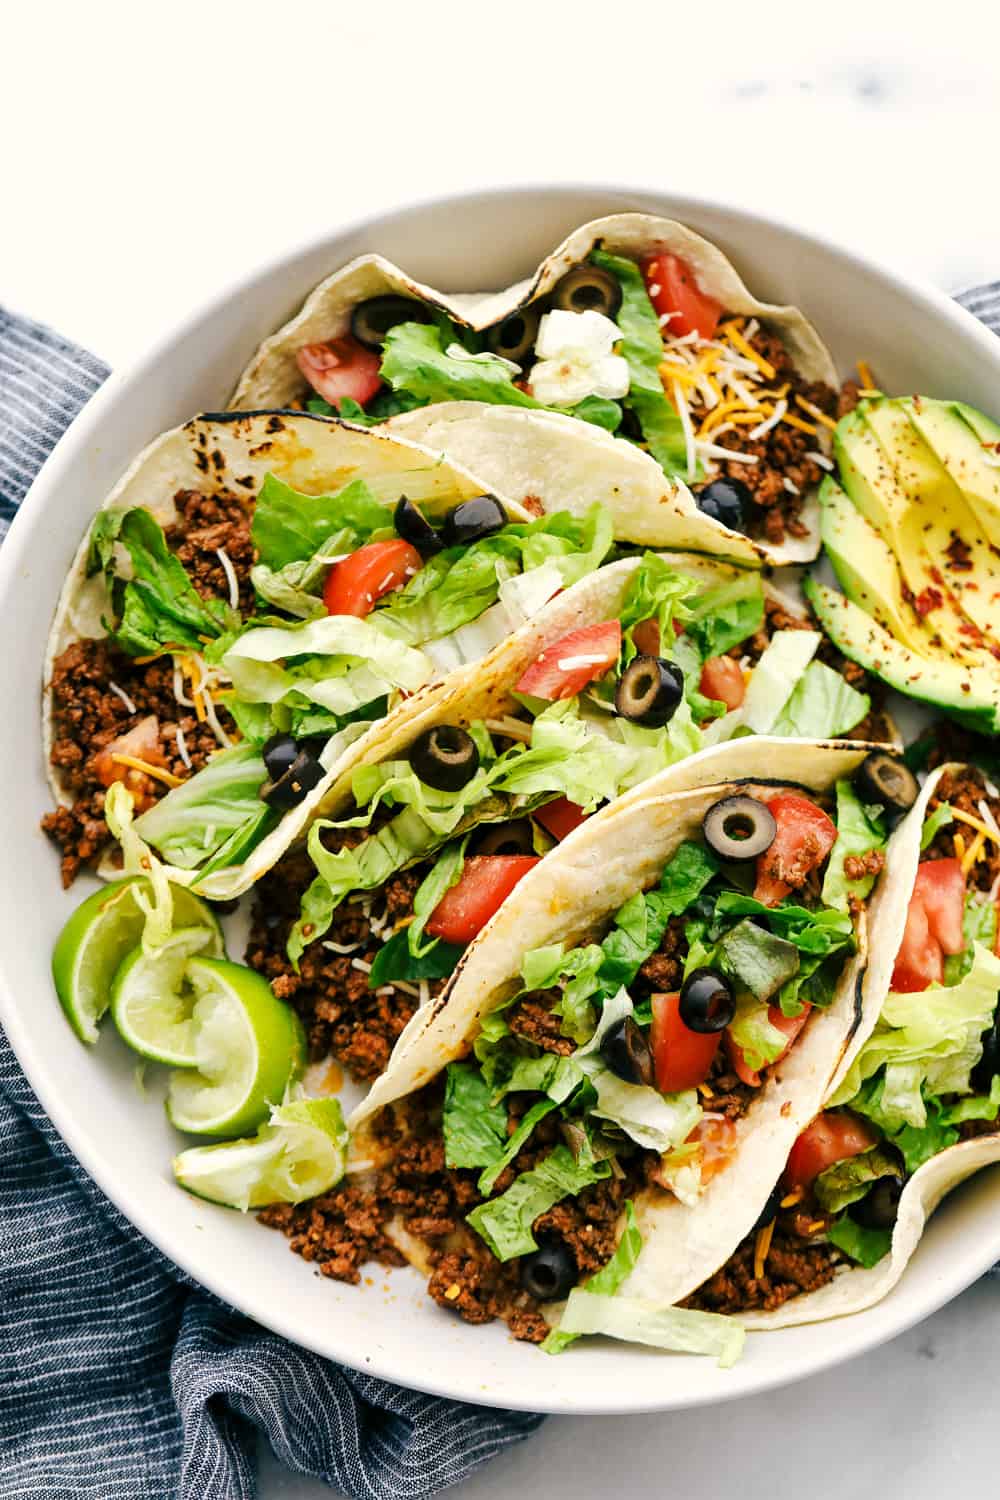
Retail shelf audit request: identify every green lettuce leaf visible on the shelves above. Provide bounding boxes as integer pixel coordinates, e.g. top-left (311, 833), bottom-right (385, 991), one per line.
top-left (466, 1144), bottom-right (610, 1261)
top-left (250, 474), bottom-right (391, 571)
top-left (568, 395), bottom-right (622, 431)
top-left (617, 553), bottom-right (697, 666)
top-left (590, 251), bottom-right (688, 475)
top-left (684, 573), bottom-right (765, 661)
top-left (920, 802), bottom-right (954, 851)
top-left (813, 1146), bottom-right (901, 1214)
top-left (381, 321), bottom-right (541, 409)
top-left (408, 838), bottom-right (469, 956)
top-left (366, 928), bottom-right (464, 988)
top-left (519, 943), bottom-right (605, 1045)
top-left (586, 1068), bottom-right (700, 1153)
top-left (822, 779), bottom-right (887, 912)
top-left (477, 1098), bottom-right (558, 1197)
top-left (727, 994), bottom-right (790, 1073)
top-left (542, 1200), bottom-right (642, 1353)
top-left (555, 1289), bottom-right (745, 1367)
top-left (717, 919), bottom-right (800, 1001)
top-left (109, 508), bottom-right (236, 654)
top-left (827, 1213), bottom-right (892, 1269)
top-left (132, 744), bottom-right (274, 872)
top-left (943, 893), bottom-right (998, 985)
top-left (943, 1074), bottom-right (1000, 1125)
top-left (442, 1063), bottom-right (508, 1170)
top-left (770, 660), bottom-right (870, 740)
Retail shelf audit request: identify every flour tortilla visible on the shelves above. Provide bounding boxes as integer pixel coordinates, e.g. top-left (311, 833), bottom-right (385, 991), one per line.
top-left (350, 750), bottom-right (914, 1312)
top-left (230, 213), bottom-right (838, 567)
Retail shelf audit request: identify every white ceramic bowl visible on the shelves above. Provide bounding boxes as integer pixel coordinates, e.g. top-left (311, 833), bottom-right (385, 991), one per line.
top-left (3, 186), bottom-right (999, 1415)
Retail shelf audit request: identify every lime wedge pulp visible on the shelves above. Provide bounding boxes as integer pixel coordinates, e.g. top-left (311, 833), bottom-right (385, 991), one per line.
top-left (173, 1097), bottom-right (349, 1209)
top-left (110, 926), bottom-right (217, 1066)
top-left (166, 958), bottom-right (305, 1137)
top-left (52, 876), bottom-right (224, 1045)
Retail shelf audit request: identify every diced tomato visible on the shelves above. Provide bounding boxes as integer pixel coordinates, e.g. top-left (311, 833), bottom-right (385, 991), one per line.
top-left (296, 336), bottom-right (383, 410)
top-left (891, 857), bottom-right (966, 992)
top-left (725, 1004), bottom-right (811, 1088)
top-left (784, 1111), bottom-right (878, 1192)
top-left (650, 992), bottom-right (721, 1093)
top-left (426, 855), bottom-right (540, 945)
top-left (699, 655), bottom-right (746, 710)
top-left (323, 539), bottom-right (422, 618)
top-left (515, 621), bottom-right (621, 701)
top-left (534, 797), bottom-right (587, 843)
top-left (641, 253), bottom-right (722, 340)
top-left (93, 715), bottom-right (165, 812)
top-left (753, 794), bottom-right (838, 907)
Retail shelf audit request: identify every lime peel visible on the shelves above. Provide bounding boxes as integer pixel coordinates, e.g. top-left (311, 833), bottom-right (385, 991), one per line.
top-left (173, 1097), bottom-right (348, 1209)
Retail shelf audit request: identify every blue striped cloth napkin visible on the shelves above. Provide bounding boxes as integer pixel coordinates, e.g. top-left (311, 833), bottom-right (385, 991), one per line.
top-left (2, 282), bottom-right (999, 1498)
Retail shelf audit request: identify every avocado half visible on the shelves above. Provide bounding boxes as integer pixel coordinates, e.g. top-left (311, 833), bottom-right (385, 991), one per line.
top-left (816, 396), bottom-right (1000, 733)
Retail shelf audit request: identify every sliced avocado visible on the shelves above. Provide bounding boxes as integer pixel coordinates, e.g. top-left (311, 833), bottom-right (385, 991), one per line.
top-left (804, 577), bottom-right (1000, 735)
top-left (903, 398), bottom-right (1000, 550)
top-left (819, 476), bottom-right (945, 657)
top-left (864, 399), bottom-right (1000, 640)
top-left (834, 403), bottom-right (992, 658)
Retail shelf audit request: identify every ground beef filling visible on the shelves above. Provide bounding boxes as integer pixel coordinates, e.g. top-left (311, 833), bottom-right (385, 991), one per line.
top-left (922, 767), bottom-right (1000, 895)
top-left (702, 327), bottom-right (844, 547)
top-left (685, 1208), bottom-right (839, 1315)
top-left (246, 845), bottom-right (446, 1084)
top-left (261, 1083), bottom-right (651, 1343)
top-left (41, 637), bottom-right (237, 886)
top-left (733, 594), bottom-right (892, 744)
top-left (41, 488), bottom-right (253, 885)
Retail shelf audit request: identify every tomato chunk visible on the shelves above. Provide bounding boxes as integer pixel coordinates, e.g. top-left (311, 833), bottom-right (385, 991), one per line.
top-left (296, 336), bottom-right (383, 410)
top-left (323, 539), bottom-right (422, 618)
top-left (534, 797), bottom-right (587, 843)
top-left (650, 992), bottom-right (721, 1093)
top-left (725, 1005), bottom-right (811, 1088)
top-left (631, 617), bottom-right (662, 657)
top-left (426, 855), bottom-right (540, 945)
top-left (784, 1110), bottom-right (877, 1192)
top-left (515, 621), bottom-right (621, 701)
top-left (93, 715), bottom-right (165, 812)
top-left (699, 655), bottom-right (745, 710)
top-left (891, 857), bottom-right (966, 992)
top-left (753, 794), bottom-right (838, 907)
top-left (641, 253), bottom-right (722, 340)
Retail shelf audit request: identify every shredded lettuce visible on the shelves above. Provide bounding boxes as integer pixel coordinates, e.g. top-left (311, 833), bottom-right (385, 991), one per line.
top-left (555, 1290), bottom-right (745, 1367)
top-left (250, 474), bottom-right (391, 571)
top-left (770, 660), bottom-right (870, 740)
top-left (365, 928), bottom-right (464, 989)
top-left (827, 1214), bottom-right (892, 1269)
top-left (920, 802), bottom-right (954, 851)
top-left (408, 838), bottom-right (469, 957)
top-left (106, 508), bottom-right (236, 655)
top-left (617, 553), bottom-right (697, 666)
top-left (740, 630), bottom-right (820, 734)
top-left (684, 573), bottom-right (765, 661)
top-left (103, 783), bottom-right (176, 951)
top-left (442, 1063), bottom-right (508, 1170)
top-left (542, 1201), bottom-right (642, 1353)
top-left (727, 994), bottom-right (790, 1073)
top-left (943, 893), bottom-right (998, 986)
top-left (478, 1099), bottom-right (558, 1198)
top-left (813, 1146), bottom-right (901, 1214)
top-left (822, 779), bottom-right (887, 912)
top-left (381, 321), bottom-right (541, 409)
top-left (717, 919), bottom-right (800, 1001)
top-left (586, 1068), bottom-right (700, 1153)
top-left (466, 1145), bottom-right (611, 1261)
top-left (589, 251), bottom-right (689, 475)
top-left (132, 744), bottom-right (275, 874)
top-left (831, 944), bottom-right (1000, 1128)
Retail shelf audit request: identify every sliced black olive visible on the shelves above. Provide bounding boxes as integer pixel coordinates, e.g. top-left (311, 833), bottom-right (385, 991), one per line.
top-left (753, 1181), bottom-right (786, 1230)
top-left (486, 305), bottom-right (542, 364)
top-left (600, 1016), bottom-right (654, 1087)
top-left (679, 968), bottom-right (735, 1034)
top-left (852, 751), bottom-right (919, 816)
top-left (261, 748), bottom-right (325, 810)
top-left (350, 295), bottom-right (430, 351)
top-left (615, 655), bottom-right (685, 727)
top-left (475, 819), bottom-right (534, 857)
top-left (520, 1238), bottom-right (578, 1301)
top-left (394, 495), bottom-right (442, 556)
top-left (440, 494), bottom-right (509, 547)
top-left (703, 795), bottom-right (777, 862)
top-left (971, 1010), bottom-right (1000, 1092)
top-left (551, 265), bottom-right (622, 320)
top-left (695, 477), bottom-right (751, 532)
top-left (849, 1174), bottom-right (904, 1232)
top-left (409, 724), bottom-right (480, 792)
top-left (262, 732), bottom-right (298, 782)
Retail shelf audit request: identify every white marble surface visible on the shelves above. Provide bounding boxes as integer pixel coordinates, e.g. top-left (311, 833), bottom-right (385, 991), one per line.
top-left (5, 3), bottom-right (1000, 1495)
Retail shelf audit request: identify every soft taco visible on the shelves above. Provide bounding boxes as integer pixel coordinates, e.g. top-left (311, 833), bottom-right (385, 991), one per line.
top-left (688, 760), bottom-right (1000, 1330)
top-left (259, 748), bottom-right (915, 1352)
top-left (230, 214), bottom-right (844, 567)
top-left (41, 409), bottom-right (619, 899)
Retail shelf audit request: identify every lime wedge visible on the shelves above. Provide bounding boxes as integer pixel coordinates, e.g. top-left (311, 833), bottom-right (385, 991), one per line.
top-left (166, 958), bottom-right (305, 1137)
top-left (173, 1097), bottom-right (349, 1209)
top-left (52, 877), bottom-right (224, 1045)
top-left (110, 926), bottom-right (218, 1066)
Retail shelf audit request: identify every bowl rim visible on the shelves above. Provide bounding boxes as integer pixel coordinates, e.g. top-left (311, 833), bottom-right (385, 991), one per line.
top-left (4, 181), bottom-right (1000, 1414)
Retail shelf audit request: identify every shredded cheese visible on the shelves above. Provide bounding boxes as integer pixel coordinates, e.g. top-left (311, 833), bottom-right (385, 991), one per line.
top-left (977, 799), bottom-right (1000, 839)
top-left (723, 323), bottom-right (776, 380)
top-left (794, 395), bottom-right (837, 432)
top-left (109, 754), bottom-right (184, 788)
top-left (780, 411), bottom-right (818, 436)
top-left (350, 958), bottom-right (373, 974)
top-left (780, 1187), bottom-right (805, 1209)
top-left (672, 379), bottom-right (697, 481)
top-left (108, 681), bottom-right (137, 715)
top-left (953, 831), bottom-right (967, 862)
top-left (215, 549), bottom-right (240, 611)
top-left (697, 1083), bottom-right (715, 1099)
top-left (961, 830), bottom-right (987, 875)
top-left (803, 1219), bottom-right (827, 1235)
top-left (806, 449), bottom-right (835, 471)
top-left (174, 725), bottom-right (192, 771)
top-left (747, 400), bottom-right (787, 441)
top-left (857, 359), bottom-right (876, 389)
top-left (949, 806), bottom-right (1000, 846)
top-left (753, 1220), bottom-right (775, 1280)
